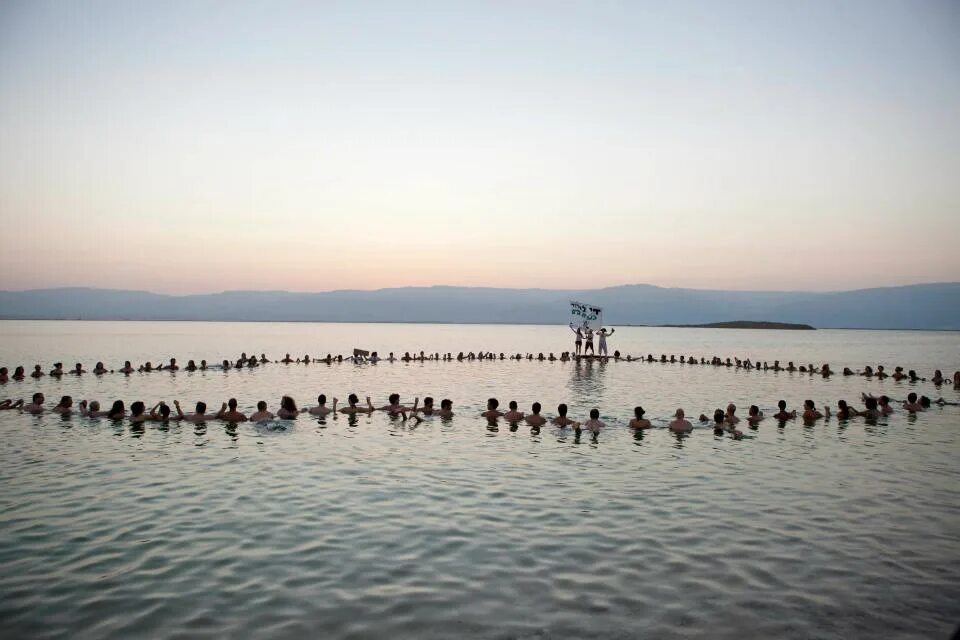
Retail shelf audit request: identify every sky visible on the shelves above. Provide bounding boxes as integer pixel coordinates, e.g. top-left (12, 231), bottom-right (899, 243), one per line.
top-left (1, 0), bottom-right (959, 294)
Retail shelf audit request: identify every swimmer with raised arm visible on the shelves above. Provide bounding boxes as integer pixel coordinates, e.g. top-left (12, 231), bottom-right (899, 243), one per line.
top-left (551, 403), bottom-right (579, 428)
top-left (307, 394), bottom-right (337, 416)
top-left (378, 393), bottom-right (412, 417)
top-left (583, 327), bottom-right (595, 355)
top-left (148, 401), bottom-right (172, 422)
top-left (174, 400), bottom-right (210, 423)
top-left (217, 398), bottom-right (248, 422)
top-left (339, 394), bottom-right (375, 415)
top-left (624, 406), bottom-right (649, 429)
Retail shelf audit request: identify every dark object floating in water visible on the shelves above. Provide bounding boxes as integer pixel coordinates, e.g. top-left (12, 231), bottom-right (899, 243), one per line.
top-left (662, 321), bottom-right (816, 330)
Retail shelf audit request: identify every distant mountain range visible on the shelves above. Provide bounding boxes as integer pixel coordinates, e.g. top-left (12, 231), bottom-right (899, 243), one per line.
top-left (0, 283), bottom-right (958, 330)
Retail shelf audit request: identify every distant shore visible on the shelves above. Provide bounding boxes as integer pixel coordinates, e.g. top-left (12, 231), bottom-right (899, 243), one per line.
top-left (657, 321), bottom-right (815, 330)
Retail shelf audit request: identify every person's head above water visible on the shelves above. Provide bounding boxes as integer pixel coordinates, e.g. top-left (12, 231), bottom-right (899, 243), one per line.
top-left (486, 398), bottom-right (499, 410)
top-left (558, 403), bottom-right (568, 416)
top-left (531, 402), bottom-right (541, 414)
top-left (634, 406), bottom-right (645, 419)
top-left (590, 409), bottom-right (599, 420)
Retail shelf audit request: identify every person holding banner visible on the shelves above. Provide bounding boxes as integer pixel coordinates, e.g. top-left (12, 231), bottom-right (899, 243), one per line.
top-left (569, 323), bottom-right (583, 355)
top-left (584, 327), bottom-right (595, 355)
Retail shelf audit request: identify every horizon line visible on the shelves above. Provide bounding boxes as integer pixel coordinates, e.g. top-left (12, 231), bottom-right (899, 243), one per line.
top-left (2, 280), bottom-right (958, 297)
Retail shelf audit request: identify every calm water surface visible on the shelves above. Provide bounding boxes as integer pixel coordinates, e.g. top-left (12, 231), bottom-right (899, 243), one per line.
top-left (1, 321), bottom-right (959, 639)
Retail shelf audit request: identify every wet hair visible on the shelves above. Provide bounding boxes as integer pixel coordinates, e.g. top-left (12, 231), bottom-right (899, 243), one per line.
top-left (257, 401), bottom-right (267, 411)
top-left (920, 396), bottom-right (931, 408)
top-left (907, 392), bottom-right (917, 403)
top-left (281, 396), bottom-right (297, 412)
top-left (159, 403), bottom-right (171, 418)
top-left (228, 398), bottom-right (238, 410)
top-left (879, 395), bottom-right (890, 406)
top-left (108, 400), bottom-right (125, 418)
top-left (804, 399), bottom-right (814, 409)
top-left (532, 402), bottom-right (541, 414)
top-left (509, 400), bottom-right (518, 410)
top-left (32, 392), bottom-right (43, 403)
top-left (348, 394), bottom-right (359, 406)
top-left (388, 393), bottom-right (400, 405)
top-left (749, 405), bottom-right (759, 416)
top-left (590, 408), bottom-right (599, 420)
top-left (487, 398), bottom-right (499, 409)
top-left (58, 395), bottom-right (72, 408)
top-left (196, 401), bottom-right (206, 414)
top-left (317, 394), bottom-right (326, 405)
top-left (778, 400), bottom-right (786, 410)
top-left (864, 396), bottom-right (878, 410)
top-left (558, 403), bottom-right (568, 416)
top-left (714, 408), bottom-right (725, 424)
top-left (634, 406), bottom-right (645, 419)
top-left (130, 401), bottom-right (145, 416)
top-left (440, 399), bottom-right (452, 410)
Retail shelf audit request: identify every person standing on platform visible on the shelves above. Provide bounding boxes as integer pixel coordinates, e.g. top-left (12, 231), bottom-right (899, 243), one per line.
top-left (597, 327), bottom-right (615, 356)
top-left (569, 323), bottom-right (583, 356)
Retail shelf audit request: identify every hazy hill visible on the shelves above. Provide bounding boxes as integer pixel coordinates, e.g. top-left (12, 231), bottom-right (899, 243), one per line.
top-left (0, 283), bottom-right (958, 330)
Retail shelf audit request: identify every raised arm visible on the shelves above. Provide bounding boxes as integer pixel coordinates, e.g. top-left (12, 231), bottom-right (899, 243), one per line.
top-left (174, 400), bottom-right (185, 419)
top-left (150, 401), bottom-right (162, 419)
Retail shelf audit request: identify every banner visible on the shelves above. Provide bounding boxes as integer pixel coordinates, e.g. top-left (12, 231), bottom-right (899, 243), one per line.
top-left (569, 301), bottom-right (603, 330)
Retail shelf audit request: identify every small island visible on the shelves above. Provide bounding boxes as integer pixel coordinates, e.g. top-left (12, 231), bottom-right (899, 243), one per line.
top-left (662, 320), bottom-right (816, 330)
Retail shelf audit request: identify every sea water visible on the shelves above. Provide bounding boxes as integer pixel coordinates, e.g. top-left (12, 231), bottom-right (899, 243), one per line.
top-left (0, 321), bottom-right (958, 639)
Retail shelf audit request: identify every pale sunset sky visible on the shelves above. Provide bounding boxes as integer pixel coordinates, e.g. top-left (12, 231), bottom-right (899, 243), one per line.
top-left (1, 1), bottom-right (958, 294)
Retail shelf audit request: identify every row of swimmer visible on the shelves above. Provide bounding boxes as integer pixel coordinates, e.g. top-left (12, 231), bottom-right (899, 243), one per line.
top-left (4, 391), bottom-right (953, 437)
top-left (2, 355), bottom-right (958, 388)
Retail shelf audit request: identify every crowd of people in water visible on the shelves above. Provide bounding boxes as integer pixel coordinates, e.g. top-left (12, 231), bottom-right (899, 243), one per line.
top-left (2, 386), bottom-right (957, 443)
top-left (3, 343), bottom-right (957, 441)
top-left (1, 351), bottom-right (958, 388)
